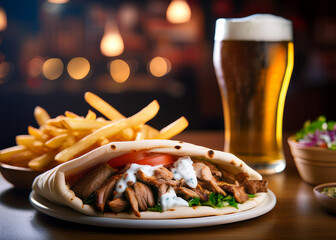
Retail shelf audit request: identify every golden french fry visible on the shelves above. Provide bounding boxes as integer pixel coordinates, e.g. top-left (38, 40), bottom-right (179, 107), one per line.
top-left (34, 106), bottom-right (51, 126)
top-left (135, 124), bottom-right (148, 140)
top-left (154, 116), bottom-right (189, 140)
top-left (16, 135), bottom-right (35, 146)
top-left (46, 116), bottom-right (65, 128)
top-left (55, 100), bottom-right (160, 162)
top-left (85, 92), bottom-right (135, 139)
top-left (97, 137), bottom-right (109, 146)
top-left (45, 134), bottom-right (68, 149)
top-left (42, 125), bottom-right (68, 137)
top-left (28, 126), bottom-right (49, 142)
top-left (33, 140), bottom-right (44, 148)
top-left (28, 152), bottom-right (56, 171)
top-left (72, 130), bottom-right (94, 140)
top-left (65, 111), bottom-right (81, 119)
top-left (145, 125), bottom-right (160, 139)
top-left (117, 128), bottom-right (134, 140)
top-left (15, 135), bottom-right (47, 154)
top-left (62, 118), bottom-right (110, 130)
top-left (134, 125), bottom-right (159, 140)
top-left (7, 150), bottom-right (37, 168)
top-left (85, 110), bottom-right (97, 120)
top-left (0, 145), bottom-right (27, 163)
top-left (96, 117), bottom-right (106, 122)
top-left (58, 135), bottom-right (77, 151)
top-left (84, 92), bottom-right (124, 120)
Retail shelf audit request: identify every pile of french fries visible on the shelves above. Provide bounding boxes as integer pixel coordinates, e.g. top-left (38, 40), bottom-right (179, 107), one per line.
top-left (0, 92), bottom-right (188, 171)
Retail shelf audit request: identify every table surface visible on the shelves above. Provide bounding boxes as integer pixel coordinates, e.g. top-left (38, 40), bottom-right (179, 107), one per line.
top-left (1, 131), bottom-right (335, 239)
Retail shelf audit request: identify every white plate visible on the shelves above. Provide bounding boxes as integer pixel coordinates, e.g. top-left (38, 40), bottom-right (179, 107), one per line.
top-left (29, 190), bottom-right (276, 229)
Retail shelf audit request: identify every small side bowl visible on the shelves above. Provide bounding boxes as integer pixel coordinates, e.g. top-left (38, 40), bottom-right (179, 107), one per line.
top-left (0, 163), bottom-right (41, 190)
top-left (313, 183), bottom-right (336, 214)
top-left (288, 138), bottom-right (336, 185)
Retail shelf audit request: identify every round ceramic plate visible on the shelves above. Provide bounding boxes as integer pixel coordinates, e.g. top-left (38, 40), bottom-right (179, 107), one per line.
top-left (29, 190), bottom-right (276, 229)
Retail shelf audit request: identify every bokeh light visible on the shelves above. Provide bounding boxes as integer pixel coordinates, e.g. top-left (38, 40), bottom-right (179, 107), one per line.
top-left (47, 0), bottom-right (69, 4)
top-left (42, 58), bottom-right (64, 80)
top-left (67, 57), bottom-right (90, 80)
top-left (166, 0), bottom-right (191, 24)
top-left (0, 7), bottom-right (7, 31)
top-left (109, 59), bottom-right (130, 83)
top-left (149, 56), bottom-right (171, 77)
top-left (100, 27), bottom-right (124, 57)
top-left (27, 57), bottom-right (44, 78)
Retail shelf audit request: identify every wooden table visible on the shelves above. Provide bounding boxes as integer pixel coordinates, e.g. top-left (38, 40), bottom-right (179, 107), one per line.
top-left (0, 131), bottom-right (335, 239)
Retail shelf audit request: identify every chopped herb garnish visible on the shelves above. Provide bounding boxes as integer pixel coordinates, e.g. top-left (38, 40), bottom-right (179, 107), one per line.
top-left (189, 193), bottom-right (239, 209)
top-left (148, 204), bottom-right (163, 212)
top-left (188, 197), bottom-right (201, 206)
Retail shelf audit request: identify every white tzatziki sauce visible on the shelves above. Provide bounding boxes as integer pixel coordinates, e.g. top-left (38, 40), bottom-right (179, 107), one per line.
top-left (171, 156), bottom-right (197, 188)
top-left (115, 163), bottom-right (161, 193)
top-left (160, 187), bottom-right (189, 211)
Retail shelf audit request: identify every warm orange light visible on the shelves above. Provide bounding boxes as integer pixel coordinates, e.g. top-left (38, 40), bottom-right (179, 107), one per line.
top-left (67, 57), bottom-right (90, 80)
top-left (0, 7), bottom-right (7, 31)
top-left (47, 0), bottom-right (69, 4)
top-left (109, 59), bottom-right (130, 83)
top-left (166, 0), bottom-right (191, 24)
top-left (149, 56), bottom-right (171, 77)
top-left (100, 22), bottom-right (124, 57)
top-left (42, 58), bottom-right (63, 80)
top-left (27, 57), bottom-right (44, 77)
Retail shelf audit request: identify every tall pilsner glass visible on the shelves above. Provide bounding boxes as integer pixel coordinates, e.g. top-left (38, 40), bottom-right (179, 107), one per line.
top-left (213, 14), bottom-right (294, 174)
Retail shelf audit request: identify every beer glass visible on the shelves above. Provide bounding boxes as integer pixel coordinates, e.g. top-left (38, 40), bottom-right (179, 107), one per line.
top-left (213, 14), bottom-right (294, 174)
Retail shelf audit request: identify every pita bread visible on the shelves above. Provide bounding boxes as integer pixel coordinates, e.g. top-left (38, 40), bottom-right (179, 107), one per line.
top-left (32, 140), bottom-right (267, 219)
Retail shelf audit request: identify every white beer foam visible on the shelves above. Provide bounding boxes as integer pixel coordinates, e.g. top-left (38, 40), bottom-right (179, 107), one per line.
top-left (215, 14), bottom-right (293, 41)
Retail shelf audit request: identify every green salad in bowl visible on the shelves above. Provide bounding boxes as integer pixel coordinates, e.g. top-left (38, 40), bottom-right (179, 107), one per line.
top-left (293, 116), bottom-right (336, 150)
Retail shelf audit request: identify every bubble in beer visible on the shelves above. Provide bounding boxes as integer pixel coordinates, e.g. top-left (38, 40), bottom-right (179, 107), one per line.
top-left (214, 14), bottom-right (292, 42)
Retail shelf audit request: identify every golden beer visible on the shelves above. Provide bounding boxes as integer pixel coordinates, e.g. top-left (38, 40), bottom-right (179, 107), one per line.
top-left (213, 15), bottom-right (294, 174)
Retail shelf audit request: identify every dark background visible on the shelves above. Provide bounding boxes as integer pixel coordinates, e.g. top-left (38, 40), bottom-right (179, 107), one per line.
top-left (0, 0), bottom-right (336, 149)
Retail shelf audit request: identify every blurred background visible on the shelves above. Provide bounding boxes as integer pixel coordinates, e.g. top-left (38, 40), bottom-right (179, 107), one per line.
top-left (0, 0), bottom-right (335, 149)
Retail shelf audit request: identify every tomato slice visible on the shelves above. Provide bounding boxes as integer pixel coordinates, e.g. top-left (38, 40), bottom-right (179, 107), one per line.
top-left (106, 150), bottom-right (149, 168)
top-left (135, 154), bottom-right (174, 166)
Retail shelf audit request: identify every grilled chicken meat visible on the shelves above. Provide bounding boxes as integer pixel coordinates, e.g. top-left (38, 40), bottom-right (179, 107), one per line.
top-left (69, 156), bottom-right (267, 217)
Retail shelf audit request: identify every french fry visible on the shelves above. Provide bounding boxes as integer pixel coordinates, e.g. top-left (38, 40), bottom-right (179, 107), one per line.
top-left (72, 130), bottom-right (94, 140)
top-left (85, 110), bottom-right (97, 120)
top-left (45, 134), bottom-right (68, 149)
top-left (15, 135), bottom-right (47, 155)
top-left (42, 125), bottom-right (68, 137)
top-left (28, 152), bottom-right (56, 171)
top-left (1, 91), bottom-right (189, 172)
top-left (34, 106), bottom-right (51, 126)
top-left (7, 150), bottom-right (37, 168)
top-left (46, 116), bottom-right (65, 128)
top-left (55, 100), bottom-right (160, 162)
top-left (84, 92), bottom-right (134, 140)
top-left (62, 118), bottom-right (110, 130)
top-left (28, 126), bottom-right (49, 142)
top-left (84, 92), bottom-right (124, 120)
top-left (65, 111), bottom-right (81, 119)
top-left (16, 135), bottom-right (35, 146)
top-left (97, 137), bottom-right (109, 146)
top-left (154, 116), bottom-right (189, 140)
top-left (0, 145), bottom-right (27, 163)
top-left (58, 135), bottom-right (76, 151)
top-left (144, 125), bottom-right (160, 139)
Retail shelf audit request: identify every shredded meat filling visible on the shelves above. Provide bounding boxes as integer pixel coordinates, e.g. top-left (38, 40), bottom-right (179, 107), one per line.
top-left (69, 158), bottom-right (268, 217)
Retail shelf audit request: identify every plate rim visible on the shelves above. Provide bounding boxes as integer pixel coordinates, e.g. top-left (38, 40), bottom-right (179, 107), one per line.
top-left (29, 190), bottom-right (276, 229)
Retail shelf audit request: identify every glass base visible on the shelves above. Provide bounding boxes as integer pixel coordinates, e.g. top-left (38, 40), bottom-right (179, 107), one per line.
top-left (245, 159), bottom-right (286, 175)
